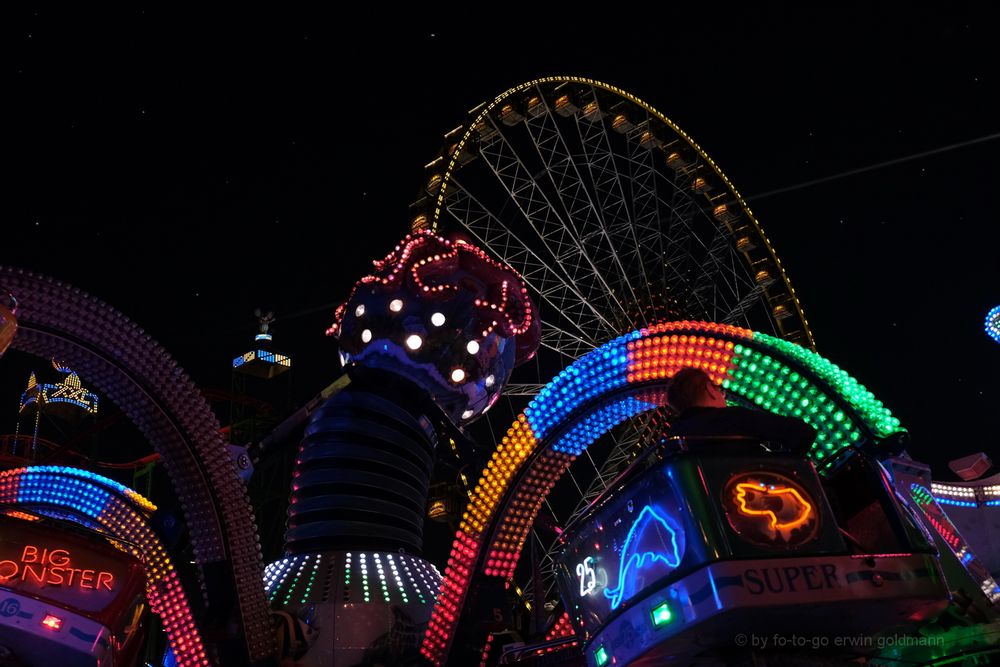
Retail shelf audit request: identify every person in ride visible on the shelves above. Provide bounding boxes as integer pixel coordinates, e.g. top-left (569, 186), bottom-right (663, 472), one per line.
top-left (666, 368), bottom-right (816, 453)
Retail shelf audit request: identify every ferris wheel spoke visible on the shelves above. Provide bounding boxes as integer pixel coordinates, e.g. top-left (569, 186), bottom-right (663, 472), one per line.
top-left (572, 100), bottom-right (658, 321)
top-left (481, 114), bottom-right (625, 332)
top-left (644, 172), bottom-right (719, 303)
top-left (658, 188), bottom-right (722, 318)
top-left (520, 86), bottom-right (642, 327)
top-left (714, 251), bottom-right (761, 322)
top-left (719, 250), bottom-right (777, 332)
top-left (540, 327), bottom-right (596, 360)
top-left (622, 119), bottom-right (674, 313)
top-left (501, 383), bottom-right (548, 397)
top-left (442, 177), bottom-right (604, 359)
top-left (721, 282), bottom-right (769, 326)
top-left (694, 225), bottom-right (769, 324)
top-left (475, 119), bottom-right (622, 342)
top-left (688, 229), bottom-right (735, 317)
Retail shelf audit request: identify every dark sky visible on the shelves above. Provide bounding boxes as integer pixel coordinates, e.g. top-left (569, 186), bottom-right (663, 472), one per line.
top-left (7, 6), bottom-right (999, 489)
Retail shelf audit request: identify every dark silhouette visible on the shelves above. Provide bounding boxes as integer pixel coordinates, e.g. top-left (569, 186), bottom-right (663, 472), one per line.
top-left (666, 368), bottom-right (817, 453)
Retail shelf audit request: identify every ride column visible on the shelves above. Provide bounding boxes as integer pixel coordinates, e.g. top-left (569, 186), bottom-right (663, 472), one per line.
top-left (263, 231), bottom-right (539, 666)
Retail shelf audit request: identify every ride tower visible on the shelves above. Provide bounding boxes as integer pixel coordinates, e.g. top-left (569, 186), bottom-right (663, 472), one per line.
top-left (14, 359), bottom-right (99, 461)
top-left (230, 309), bottom-right (292, 446)
top-left (230, 310), bottom-right (294, 559)
top-left (262, 231), bottom-right (539, 665)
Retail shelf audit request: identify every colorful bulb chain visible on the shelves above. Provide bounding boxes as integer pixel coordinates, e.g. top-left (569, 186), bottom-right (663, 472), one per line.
top-left (264, 551), bottom-right (440, 607)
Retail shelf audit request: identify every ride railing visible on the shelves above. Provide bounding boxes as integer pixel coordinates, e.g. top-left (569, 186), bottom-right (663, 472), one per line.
top-left (0, 434), bottom-right (80, 466)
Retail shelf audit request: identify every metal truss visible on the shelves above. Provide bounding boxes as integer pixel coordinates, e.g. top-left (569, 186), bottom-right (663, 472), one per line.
top-left (415, 78), bottom-right (815, 642)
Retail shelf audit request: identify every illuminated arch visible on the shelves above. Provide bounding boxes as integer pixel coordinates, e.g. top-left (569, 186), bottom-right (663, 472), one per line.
top-left (420, 320), bottom-right (903, 665)
top-left (0, 267), bottom-right (272, 660)
top-left (987, 306), bottom-right (1000, 343)
top-left (0, 466), bottom-right (208, 666)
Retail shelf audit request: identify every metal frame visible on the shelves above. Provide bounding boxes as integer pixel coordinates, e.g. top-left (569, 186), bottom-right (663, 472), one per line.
top-left (412, 77), bottom-right (817, 626)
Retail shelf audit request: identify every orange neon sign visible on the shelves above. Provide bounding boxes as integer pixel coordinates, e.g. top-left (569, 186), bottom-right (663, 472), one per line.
top-left (722, 472), bottom-right (821, 547)
top-left (734, 482), bottom-right (814, 531)
top-left (0, 545), bottom-right (115, 591)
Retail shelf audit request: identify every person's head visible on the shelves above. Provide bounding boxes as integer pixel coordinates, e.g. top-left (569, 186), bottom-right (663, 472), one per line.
top-left (667, 367), bottom-right (727, 413)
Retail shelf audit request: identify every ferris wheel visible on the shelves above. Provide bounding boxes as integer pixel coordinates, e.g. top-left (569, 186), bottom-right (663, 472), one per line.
top-left (410, 76), bottom-right (814, 612)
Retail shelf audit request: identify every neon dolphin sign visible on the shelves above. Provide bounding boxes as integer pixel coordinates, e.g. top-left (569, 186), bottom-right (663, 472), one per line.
top-left (603, 505), bottom-right (683, 610)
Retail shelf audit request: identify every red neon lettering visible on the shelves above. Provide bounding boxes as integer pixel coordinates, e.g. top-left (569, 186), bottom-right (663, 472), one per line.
top-left (22, 564), bottom-right (46, 585)
top-left (1, 545), bottom-right (117, 592)
top-left (0, 560), bottom-right (17, 579)
top-left (49, 549), bottom-right (70, 567)
top-left (96, 571), bottom-right (114, 591)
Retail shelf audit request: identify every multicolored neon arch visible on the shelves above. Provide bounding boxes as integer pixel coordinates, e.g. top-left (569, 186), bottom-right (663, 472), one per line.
top-left (420, 321), bottom-right (903, 665)
top-left (0, 466), bottom-right (210, 667)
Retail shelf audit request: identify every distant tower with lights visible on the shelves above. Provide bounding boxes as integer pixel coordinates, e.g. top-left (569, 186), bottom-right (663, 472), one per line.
top-left (14, 358), bottom-right (99, 460)
top-left (230, 309), bottom-right (292, 446)
top-left (230, 309), bottom-right (295, 561)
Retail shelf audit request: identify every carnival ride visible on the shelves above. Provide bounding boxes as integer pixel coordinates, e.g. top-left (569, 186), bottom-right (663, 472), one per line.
top-left (2, 77), bottom-right (999, 667)
top-left (409, 77), bottom-right (821, 613)
top-left (0, 469), bottom-right (171, 667)
top-left (418, 319), bottom-right (1000, 666)
top-left (0, 270), bottom-right (271, 665)
top-left (406, 77), bottom-right (1000, 665)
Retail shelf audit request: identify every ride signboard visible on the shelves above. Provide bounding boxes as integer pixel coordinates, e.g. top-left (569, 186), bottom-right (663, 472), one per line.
top-left (0, 514), bottom-right (137, 613)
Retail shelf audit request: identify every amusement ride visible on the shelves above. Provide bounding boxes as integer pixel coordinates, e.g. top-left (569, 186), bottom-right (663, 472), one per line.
top-left (1, 77), bottom-right (999, 667)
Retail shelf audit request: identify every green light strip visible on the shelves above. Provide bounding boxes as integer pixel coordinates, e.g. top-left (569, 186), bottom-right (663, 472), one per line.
top-left (723, 333), bottom-right (902, 465)
top-left (754, 333), bottom-right (901, 437)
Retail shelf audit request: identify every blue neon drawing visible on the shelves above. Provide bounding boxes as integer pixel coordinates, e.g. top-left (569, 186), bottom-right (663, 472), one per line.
top-left (603, 505), bottom-right (683, 610)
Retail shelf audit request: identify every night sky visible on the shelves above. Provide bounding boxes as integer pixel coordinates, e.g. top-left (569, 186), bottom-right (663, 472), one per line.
top-left (6, 5), bottom-right (999, 507)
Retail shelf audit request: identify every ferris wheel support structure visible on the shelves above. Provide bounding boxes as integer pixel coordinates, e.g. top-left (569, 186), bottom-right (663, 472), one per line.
top-left (411, 76), bottom-right (818, 621)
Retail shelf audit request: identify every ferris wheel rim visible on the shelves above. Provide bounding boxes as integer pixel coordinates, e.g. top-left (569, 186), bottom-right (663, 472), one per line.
top-left (416, 75), bottom-right (815, 350)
